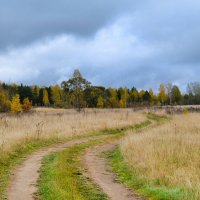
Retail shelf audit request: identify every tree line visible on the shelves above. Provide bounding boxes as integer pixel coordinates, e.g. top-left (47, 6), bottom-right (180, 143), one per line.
top-left (0, 69), bottom-right (200, 113)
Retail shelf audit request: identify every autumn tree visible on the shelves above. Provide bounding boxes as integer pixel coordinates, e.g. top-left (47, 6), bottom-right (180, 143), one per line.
top-left (106, 88), bottom-right (119, 108)
top-left (61, 69), bottom-right (90, 111)
top-left (22, 98), bottom-right (32, 112)
top-left (84, 86), bottom-right (104, 107)
top-left (50, 85), bottom-right (62, 106)
top-left (158, 84), bottom-right (167, 105)
top-left (129, 88), bottom-right (139, 106)
top-left (0, 93), bottom-right (11, 112)
top-left (97, 96), bottom-right (104, 108)
top-left (118, 88), bottom-right (128, 108)
top-left (42, 89), bottom-right (50, 106)
top-left (11, 94), bottom-right (21, 114)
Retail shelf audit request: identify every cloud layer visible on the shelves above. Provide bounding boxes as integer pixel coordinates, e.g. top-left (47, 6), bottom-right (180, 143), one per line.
top-left (0, 0), bottom-right (200, 90)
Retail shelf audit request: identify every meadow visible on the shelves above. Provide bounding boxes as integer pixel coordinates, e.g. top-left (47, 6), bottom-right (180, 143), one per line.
top-left (120, 113), bottom-right (200, 199)
top-left (1, 107), bottom-right (200, 200)
top-left (0, 108), bottom-right (145, 153)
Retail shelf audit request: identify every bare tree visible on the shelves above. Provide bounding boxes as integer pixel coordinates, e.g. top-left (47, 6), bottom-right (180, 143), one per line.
top-left (166, 83), bottom-right (173, 105)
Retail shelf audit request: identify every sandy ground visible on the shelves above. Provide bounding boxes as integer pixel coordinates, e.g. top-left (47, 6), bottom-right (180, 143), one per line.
top-left (83, 141), bottom-right (145, 200)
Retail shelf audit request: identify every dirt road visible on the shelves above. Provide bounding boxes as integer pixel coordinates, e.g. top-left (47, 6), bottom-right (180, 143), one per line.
top-left (7, 136), bottom-right (108, 200)
top-left (83, 141), bottom-right (145, 200)
top-left (7, 136), bottom-right (145, 200)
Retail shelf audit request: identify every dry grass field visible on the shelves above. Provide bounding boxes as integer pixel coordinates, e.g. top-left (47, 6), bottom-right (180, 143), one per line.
top-left (121, 113), bottom-right (200, 199)
top-left (0, 108), bottom-right (146, 153)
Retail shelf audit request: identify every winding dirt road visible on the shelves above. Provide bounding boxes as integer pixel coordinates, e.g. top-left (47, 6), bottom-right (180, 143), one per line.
top-left (83, 141), bottom-right (145, 200)
top-left (7, 136), bottom-right (146, 200)
top-left (7, 136), bottom-right (108, 200)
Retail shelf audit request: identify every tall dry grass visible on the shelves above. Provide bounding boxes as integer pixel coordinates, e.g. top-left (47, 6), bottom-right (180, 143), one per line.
top-left (121, 113), bottom-right (200, 199)
top-left (0, 108), bottom-right (145, 152)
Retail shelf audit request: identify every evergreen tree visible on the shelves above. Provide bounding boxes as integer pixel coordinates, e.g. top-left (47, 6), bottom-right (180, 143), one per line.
top-left (143, 91), bottom-right (151, 104)
top-left (171, 85), bottom-right (182, 104)
top-left (129, 89), bottom-right (139, 106)
top-left (32, 86), bottom-right (40, 105)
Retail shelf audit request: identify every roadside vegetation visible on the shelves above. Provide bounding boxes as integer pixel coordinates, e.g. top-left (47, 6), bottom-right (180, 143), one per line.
top-left (37, 116), bottom-right (155, 200)
top-left (109, 113), bottom-right (200, 200)
top-left (0, 108), bottom-right (146, 199)
top-left (0, 109), bottom-right (145, 152)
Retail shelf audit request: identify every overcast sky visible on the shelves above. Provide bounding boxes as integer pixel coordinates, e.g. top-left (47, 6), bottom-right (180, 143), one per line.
top-left (0, 0), bottom-right (200, 90)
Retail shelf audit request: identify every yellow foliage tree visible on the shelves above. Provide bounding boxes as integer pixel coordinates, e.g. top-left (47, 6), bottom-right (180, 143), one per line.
top-left (158, 84), bottom-right (167, 105)
top-left (42, 89), bottom-right (50, 106)
top-left (119, 88), bottom-right (128, 108)
top-left (50, 85), bottom-right (61, 106)
top-left (0, 93), bottom-right (11, 112)
top-left (22, 98), bottom-right (32, 112)
top-left (97, 96), bottom-right (104, 108)
top-left (11, 95), bottom-right (21, 114)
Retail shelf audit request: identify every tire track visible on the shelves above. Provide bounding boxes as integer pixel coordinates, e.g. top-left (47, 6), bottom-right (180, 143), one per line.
top-left (7, 136), bottom-right (108, 200)
top-left (83, 141), bottom-right (145, 200)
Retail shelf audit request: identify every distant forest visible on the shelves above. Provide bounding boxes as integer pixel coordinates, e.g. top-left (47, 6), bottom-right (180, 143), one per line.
top-left (0, 69), bottom-right (200, 112)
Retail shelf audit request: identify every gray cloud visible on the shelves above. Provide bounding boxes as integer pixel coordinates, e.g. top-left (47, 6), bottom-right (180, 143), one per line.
top-left (0, 0), bottom-right (200, 91)
top-left (0, 0), bottom-right (136, 49)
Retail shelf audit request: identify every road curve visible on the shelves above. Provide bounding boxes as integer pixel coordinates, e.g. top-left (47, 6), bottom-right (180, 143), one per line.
top-left (83, 141), bottom-right (145, 200)
top-left (7, 136), bottom-right (107, 200)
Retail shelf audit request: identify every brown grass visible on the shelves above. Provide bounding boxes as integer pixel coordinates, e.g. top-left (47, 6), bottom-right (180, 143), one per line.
top-left (0, 108), bottom-right (145, 152)
top-left (121, 113), bottom-right (200, 199)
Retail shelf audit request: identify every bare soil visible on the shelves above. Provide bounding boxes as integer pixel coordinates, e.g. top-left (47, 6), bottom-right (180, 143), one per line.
top-left (7, 136), bottom-right (108, 200)
top-left (7, 135), bottom-right (145, 200)
top-left (83, 141), bottom-right (145, 200)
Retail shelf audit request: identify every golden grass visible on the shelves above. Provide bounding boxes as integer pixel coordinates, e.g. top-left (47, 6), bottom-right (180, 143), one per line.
top-left (0, 108), bottom-right (145, 152)
top-left (121, 113), bottom-right (200, 199)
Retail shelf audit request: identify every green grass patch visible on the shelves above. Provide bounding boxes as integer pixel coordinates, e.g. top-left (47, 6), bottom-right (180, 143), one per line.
top-left (0, 137), bottom-right (63, 200)
top-left (38, 139), bottom-right (109, 200)
top-left (107, 147), bottom-right (185, 200)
